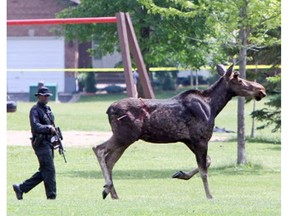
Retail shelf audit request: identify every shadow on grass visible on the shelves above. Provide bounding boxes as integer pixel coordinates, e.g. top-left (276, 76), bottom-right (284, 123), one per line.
top-left (228, 136), bottom-right (281, 145)
top-left (60, 169), bottom-right (175, 180)
top-left (208, 163), bottom-right (279, 176)
top-left (268, 145), bottom-right (281, 151)
top-left (60, 163), bottom-right (278, 180)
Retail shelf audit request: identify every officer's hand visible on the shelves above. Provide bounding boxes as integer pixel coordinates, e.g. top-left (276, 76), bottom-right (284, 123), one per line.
top-left (49, 126), bottom-right (56, 135)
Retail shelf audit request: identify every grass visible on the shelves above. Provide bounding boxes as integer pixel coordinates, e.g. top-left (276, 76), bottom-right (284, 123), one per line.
top-left (7, 91), bottom-right (281, 215)
top-left (7, 141), bottom-right (280, 216)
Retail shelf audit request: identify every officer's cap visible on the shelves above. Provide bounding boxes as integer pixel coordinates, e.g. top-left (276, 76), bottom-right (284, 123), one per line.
top-left (35, 87), bottom-right (53, 97)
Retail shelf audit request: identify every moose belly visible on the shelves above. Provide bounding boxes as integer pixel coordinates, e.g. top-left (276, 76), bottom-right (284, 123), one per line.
top-left (138, 110), bottom-right (188, 143)
top-left (140, 112), bottom-right (214, 143)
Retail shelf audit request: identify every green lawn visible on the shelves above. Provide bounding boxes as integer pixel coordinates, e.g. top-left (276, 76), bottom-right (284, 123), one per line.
top-left (7, 141), bottom-right (280, 216)
top-left (7, 92), bottom-right (281, 215)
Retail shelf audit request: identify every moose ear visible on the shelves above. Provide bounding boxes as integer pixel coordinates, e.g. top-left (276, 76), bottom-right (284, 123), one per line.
top-left (225, 64), bottom-right (234, 79)
top-left (216, 64), bottom-right (226, 76)
top-left (233, 71), bottom-right (239, 79)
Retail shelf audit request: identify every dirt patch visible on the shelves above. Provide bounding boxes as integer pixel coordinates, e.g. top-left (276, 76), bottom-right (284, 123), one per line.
top-left (7, 130), bottom-right (112, 148)
top-left (7, 130), bottom-right (228, 147)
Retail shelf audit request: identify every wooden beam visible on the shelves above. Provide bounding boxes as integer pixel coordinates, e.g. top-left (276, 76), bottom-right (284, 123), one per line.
top-left (124, 13), bottom-right (155, 99)
top-left (7, 17), bottom-right (117, 25)
top-left (116, 12), bottom-right (137, 98)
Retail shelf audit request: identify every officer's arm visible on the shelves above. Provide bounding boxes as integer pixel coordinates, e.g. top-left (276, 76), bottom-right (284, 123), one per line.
top-left (29, 108), bottom-right (54, 134)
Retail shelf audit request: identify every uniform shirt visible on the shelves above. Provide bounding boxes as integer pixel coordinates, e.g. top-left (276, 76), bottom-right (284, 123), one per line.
top-left (29, 102), bottom-right (55, 153)
top-left (30, 102), bottom-right (55, 135)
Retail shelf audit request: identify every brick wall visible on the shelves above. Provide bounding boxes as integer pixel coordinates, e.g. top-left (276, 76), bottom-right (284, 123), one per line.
top-left (7, 0), bottom-right (74, 37)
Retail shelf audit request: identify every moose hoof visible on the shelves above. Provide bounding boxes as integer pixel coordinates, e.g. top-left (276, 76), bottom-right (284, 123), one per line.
top-left (172, 171), bottom-right (189, 180)
top-left (102, 190), bottom-right (109, 199)
top-left (207, 194), bottom-right (213, 200)
top-left (111, 193), bottom-right (119, 200)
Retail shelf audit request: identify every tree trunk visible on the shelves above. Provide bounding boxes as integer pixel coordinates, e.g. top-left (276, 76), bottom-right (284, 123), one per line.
top-left (237, 96), bottom-right (246, 164)
top-left (250, 98), bottom-right (256, 138)
top-left (237, 35), bottom-right (247, 164)
top-left (195, 70), bottom-right (199, 90)
top-left (237, 2), bottom-right (248, 164)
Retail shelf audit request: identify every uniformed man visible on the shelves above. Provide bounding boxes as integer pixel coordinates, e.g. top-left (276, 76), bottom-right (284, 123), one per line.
top-left (13, 86), bottom-right (57, 200)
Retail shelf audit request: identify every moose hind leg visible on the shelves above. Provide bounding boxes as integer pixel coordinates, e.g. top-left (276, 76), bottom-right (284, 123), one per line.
top-left (92, 142), bottom-right (114, 199)
top-left (92, 136), bottom-right (120, 199)
top-left (172, 155), bottom-right (211, 180)
top-left (92, 136), bottom-right (132, 199)
top-left (104, 144), bottom-right (132, 199)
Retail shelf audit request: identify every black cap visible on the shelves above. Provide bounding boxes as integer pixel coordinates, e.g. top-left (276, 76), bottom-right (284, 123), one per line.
top-left (34, 87), bottom-right (53, 96)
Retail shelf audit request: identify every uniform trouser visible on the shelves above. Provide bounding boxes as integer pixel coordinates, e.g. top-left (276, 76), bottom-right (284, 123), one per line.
top-left (20, 148), bottom-right (56, 199)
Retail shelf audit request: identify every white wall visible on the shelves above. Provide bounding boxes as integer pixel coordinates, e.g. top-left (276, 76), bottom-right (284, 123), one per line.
top-left (7, 37), bottom-right (65, 93)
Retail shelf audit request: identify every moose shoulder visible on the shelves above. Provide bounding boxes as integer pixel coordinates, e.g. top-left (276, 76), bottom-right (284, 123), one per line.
top-left (93, 64), bottom-right (266, 200)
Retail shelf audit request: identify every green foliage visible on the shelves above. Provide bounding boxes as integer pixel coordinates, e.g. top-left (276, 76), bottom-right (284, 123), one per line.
top-left (76, 72), bottom-right (97, 93)
top-left (138, 0), bottom-right (281, 65)
top-left (57, 0), bottom-right (224, 70)
top-left (251, 75), bottom-right (281, 132)
top-left (77, 72), bottom-right (87, 92)
top-left (154, 71), bottom-right (178, 90)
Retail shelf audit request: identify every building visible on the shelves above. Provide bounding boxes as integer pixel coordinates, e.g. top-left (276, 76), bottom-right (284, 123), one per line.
top-left (7, 0), bottom-right (87, 99)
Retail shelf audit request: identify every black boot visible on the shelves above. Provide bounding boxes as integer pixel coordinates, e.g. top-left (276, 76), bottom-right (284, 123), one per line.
top-left (13, 184), bottom-right (23, 200)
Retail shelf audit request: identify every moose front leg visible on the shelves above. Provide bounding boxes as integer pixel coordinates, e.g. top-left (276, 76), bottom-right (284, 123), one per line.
top-left (196, 149), bottom-right (213, 199)
top-left (172, 155), bottom-right (211, 180)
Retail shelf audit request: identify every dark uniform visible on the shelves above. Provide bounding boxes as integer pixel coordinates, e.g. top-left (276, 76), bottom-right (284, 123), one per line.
top-left (13, 87), bottom-right (57, 200)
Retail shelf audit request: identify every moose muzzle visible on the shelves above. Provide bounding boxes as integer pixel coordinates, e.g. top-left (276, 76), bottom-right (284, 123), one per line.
top-left (254, 86), bottom-right (266, 101)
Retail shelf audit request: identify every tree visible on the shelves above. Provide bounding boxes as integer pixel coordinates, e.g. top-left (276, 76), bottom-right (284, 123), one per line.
top-left (221, 0), bottom-right (280, 164)
top-left (57, 0), bottom-right (221, 70)
top-left (249, 27), bottom-right (281, 134)
top-left (136, 0), bottom-right (280, 164)
top-left (58, 0), bottom-right (280, 164)
top-left (251, 75), bottom-right (281, 133)
top-left (85, 72), bottom-right (97, 93)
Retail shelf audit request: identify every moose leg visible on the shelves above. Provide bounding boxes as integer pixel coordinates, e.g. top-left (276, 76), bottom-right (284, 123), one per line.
top-left (104, 144), bottom-right (131, 199)
top-left (92, 138), bottom-right (116, 199)
top-left (92, 136), bottom-right (133, 199)
top-left (195, 148), bottom-right (213, 199)
top-left (172, 155), bottom-right (211, 180)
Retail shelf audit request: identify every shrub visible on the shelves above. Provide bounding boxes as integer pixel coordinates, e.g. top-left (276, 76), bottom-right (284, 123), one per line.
top-left (85, 72), bottom-right (97, 93)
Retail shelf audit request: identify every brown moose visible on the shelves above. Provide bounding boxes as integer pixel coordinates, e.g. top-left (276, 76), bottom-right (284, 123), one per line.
top-left (93, 64), bottom-right (266, 200)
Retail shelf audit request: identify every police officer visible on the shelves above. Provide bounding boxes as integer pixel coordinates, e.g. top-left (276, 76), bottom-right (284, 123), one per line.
top-left (13, 87), bottom-right (57, 200)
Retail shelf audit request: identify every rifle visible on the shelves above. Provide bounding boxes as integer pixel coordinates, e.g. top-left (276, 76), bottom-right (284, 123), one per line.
top-left (51, 127), bottom-right (67, 163)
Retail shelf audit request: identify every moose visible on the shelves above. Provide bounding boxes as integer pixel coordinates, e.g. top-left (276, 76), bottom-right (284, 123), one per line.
top-left (92, 64), bottom-right (266, 200)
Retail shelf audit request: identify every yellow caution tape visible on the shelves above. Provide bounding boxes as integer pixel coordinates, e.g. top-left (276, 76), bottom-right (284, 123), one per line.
top-left (7, 65), bottom-right (280, 72)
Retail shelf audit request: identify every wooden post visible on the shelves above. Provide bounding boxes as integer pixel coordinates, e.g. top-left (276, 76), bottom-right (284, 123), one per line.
top-left (124, 13), bottom-right (155, 99)
top-left (116, 12), bottom-right (137, 97)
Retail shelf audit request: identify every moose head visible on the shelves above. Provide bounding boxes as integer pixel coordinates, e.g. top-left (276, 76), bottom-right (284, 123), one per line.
top-left (217, 64), bottom-right (266, 101)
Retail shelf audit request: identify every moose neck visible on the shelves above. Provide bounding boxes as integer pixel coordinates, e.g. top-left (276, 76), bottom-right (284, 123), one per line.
top-left (203, 78), bottom-right (234, 118)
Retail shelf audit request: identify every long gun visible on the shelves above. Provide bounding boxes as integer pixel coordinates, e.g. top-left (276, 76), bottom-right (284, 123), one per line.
top-left (53, 127), bottom-right (67, 163)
